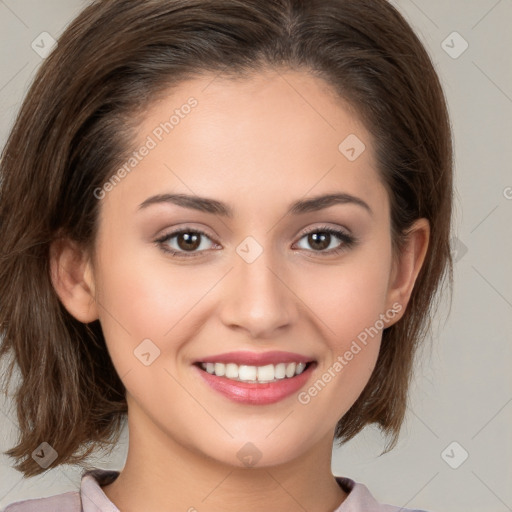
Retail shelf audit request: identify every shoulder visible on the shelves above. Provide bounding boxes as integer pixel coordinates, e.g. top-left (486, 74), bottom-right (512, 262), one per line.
top-left (1, 491), bottom-right (81, 512)
top-left (1, 468), bottom-right (119, 512)
top-left (334, 476), bottom-right (432, 512)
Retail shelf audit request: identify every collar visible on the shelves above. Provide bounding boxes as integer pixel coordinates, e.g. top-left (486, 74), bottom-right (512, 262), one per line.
top-left (79, 468), bottom-right (391, 512)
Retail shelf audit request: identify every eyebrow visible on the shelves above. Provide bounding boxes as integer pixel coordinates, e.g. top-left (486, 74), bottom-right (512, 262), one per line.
top-left (138, 192), bottom-right (372, 217)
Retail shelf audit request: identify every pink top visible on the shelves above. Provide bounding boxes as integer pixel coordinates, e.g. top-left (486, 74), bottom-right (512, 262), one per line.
top-left (2, 468), bottom-right (429, 511)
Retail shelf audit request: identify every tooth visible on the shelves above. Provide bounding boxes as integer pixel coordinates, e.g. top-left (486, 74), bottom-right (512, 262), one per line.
top-left (214, 362), bottom-right (226, 377)
top-left (274, 363), bottom-right (286, 379)
top-left (225, 363), bottom-right (238, 379)
top-left (205, 361), bottom-right (308, 381)
top-left (238, 365), bottom-right (257, 381)
top-left (257, 364), bottom-right (275, 381)
top-left (285, 362), bottom-right (296, 378)
top-left (295, 362), bottom-right (306, 375)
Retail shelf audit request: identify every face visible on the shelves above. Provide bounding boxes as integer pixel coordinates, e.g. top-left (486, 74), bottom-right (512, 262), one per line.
top-left (77, 69), bottom-right (410, 468)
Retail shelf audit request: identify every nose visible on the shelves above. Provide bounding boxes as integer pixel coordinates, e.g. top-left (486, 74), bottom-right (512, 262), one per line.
top-left (219, 247), bottom-right (299, 339)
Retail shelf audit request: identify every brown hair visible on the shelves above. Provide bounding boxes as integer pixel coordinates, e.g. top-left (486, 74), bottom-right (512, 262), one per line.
top-left (0, 0), bottom-right (453, 477)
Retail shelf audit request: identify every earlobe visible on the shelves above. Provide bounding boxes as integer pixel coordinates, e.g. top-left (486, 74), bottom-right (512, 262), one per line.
top-left (386, 218), bottom-right (430, 323)
top-left (49, 238), bottom-right (99, 323)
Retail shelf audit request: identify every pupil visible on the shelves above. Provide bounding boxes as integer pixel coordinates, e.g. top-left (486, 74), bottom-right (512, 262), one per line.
top-left (309, 232), bottom-right (330, 250)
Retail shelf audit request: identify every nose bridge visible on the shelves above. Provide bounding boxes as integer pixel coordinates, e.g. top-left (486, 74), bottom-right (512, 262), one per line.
top-left (219, 237), bottom-right (297, 338)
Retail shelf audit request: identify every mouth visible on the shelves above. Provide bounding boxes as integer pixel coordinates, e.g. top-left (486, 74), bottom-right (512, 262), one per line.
top-left (192, 351), bottom-right (317, 405)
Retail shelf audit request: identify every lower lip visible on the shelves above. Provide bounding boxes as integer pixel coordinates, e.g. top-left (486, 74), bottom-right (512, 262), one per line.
top-left (194, 363), bottom-right (315, 405)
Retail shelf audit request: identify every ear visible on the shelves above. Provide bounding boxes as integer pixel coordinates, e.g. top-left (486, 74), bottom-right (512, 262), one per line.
top-left (385, 218), bottom-right (430, 324)
top-left (49, 237), bottom-right (99, 323)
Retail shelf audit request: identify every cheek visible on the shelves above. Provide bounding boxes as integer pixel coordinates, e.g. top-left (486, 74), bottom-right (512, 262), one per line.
top-left (92, 256), bottom-right (216, 426)
top-left (293, 246), bottom-right (392, 412)
top-left (94, 225), bottom-right (213, 335)
top-left (300, 248), bottom-right (393, 347)
top-left (90, 238), bottom-right (173, 373)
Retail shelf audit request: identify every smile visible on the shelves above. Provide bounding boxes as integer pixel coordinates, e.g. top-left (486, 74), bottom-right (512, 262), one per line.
top-left (193, 351), bottom-right (317, 405)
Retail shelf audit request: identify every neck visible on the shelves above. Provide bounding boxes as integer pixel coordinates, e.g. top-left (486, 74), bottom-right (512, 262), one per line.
top-left (102, 404), bottom-right (347, 512)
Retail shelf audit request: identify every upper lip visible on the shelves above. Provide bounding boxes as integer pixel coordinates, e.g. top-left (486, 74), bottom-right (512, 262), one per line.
top-left (194, 351), bottom-right (314, 366)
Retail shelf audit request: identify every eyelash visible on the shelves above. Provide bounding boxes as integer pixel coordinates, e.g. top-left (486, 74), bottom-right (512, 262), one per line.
top-left (154, 225), bottom-right (357, 259)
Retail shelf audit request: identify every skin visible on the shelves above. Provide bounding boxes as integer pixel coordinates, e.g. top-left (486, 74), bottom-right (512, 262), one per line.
top-left (51, 69), bottom-right (429, 512)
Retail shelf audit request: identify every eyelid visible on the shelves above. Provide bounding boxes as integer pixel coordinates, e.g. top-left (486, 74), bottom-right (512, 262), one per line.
top-left (296, 223), bottom-right (352, 239)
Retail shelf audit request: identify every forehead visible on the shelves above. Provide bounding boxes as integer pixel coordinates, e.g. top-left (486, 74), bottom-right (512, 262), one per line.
top-left (103, 68), bottom-right (387, 217)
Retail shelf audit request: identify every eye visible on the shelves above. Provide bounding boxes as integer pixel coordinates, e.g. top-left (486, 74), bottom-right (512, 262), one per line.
top-left (155, 228), bottom-right (218, 258)
top-left (294, 226), bottom-right (356, 255)
top-left (155, 225), bottom-right (356, 259)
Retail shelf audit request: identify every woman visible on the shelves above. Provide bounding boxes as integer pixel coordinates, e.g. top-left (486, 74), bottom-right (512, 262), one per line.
top-left (0, 0), bottom-right (452, 510)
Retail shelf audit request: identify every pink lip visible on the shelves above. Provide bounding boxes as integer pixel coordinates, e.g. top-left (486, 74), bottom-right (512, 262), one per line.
top-left (193, 360), bottom-right (317, 405)
top-left (194, 350), bottom-right (314, 366)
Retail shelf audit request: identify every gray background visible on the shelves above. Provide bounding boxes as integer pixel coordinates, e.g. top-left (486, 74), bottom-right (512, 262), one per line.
top-left (0, 1), bottom-right (511, 511)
